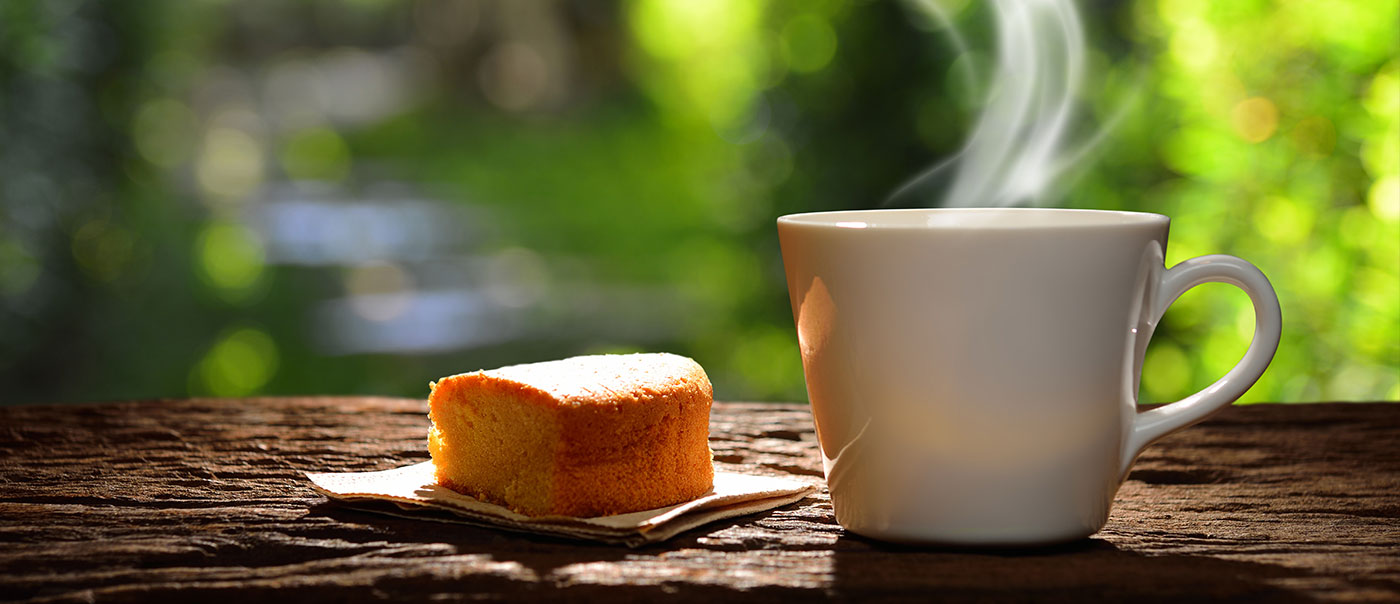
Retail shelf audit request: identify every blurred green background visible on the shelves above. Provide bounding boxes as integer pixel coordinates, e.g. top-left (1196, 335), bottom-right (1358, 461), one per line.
top-left (0, 0), bottom-right (1395, 406)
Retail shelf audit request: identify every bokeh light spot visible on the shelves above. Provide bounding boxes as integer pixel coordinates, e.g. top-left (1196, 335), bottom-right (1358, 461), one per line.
top-left (1362, 60), bottom-right (1398, 119)
top-left (1326, 363), bottom-right (1391, 401)
top-left (625, 0), bottom-right (765, 132)
top-left (195, 327), bottom-right (279, 396)
top-left (478, 42), bottom-right (551, 112)
top-left (781, 14), bottom-right (838, 73)
top-left (1168, 24), bottom-right (1217, 71)
top-left (1254, 196), bottom-right (1314, 245)
top-left (196, 127), bottom-right (264, 201)
top-left (344, 261), bottom-right (414, 322)
top-left (1361, 129), bottom-right (1398, 179)
top-left (280, 127), bottom-right (351, 182)
top-left (946, 51), bottom-right (991, 111)
top-left (1231, 97), bottom-right (1279, 143)
top-left (132, 98), bottom-right (197, 168)
top-left (1296, 243), bottom-right (1347, 297)
top-left (1367, 175), bottom-right (1400, 222)
top-left (630, 0), bottom-right (757, 61)
top-left (739, 134), bottom-right (794, 190)
top-left (1156, 0), bottom-right (1206, 26)
top-left (196, 221), bottom-right (266, 299)
top-left (699, 63), bottom-right (765, 136)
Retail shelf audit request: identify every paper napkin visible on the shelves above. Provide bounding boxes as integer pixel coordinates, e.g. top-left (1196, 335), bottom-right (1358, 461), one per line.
top-left (307, 462), bottom-right (816, 547)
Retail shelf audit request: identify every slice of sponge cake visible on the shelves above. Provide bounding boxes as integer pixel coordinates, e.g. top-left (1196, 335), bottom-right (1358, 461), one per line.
top-left (427, 353), bottom-right (715, 517)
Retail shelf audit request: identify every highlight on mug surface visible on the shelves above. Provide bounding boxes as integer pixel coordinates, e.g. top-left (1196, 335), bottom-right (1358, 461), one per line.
top-left (0, 0), bottom-right (1395, 406)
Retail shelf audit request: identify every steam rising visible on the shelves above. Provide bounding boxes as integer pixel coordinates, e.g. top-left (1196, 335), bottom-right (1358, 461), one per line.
top-left (889, 0), bottom-right (1116, 208)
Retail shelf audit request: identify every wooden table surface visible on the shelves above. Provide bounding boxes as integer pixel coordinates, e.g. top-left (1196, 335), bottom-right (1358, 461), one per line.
top-left (1, 398), bottom-right (1397, 602)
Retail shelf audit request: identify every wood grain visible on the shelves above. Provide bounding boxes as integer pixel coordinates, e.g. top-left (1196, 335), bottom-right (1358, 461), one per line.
top-left (1, 399), bottom-right (1397, 602)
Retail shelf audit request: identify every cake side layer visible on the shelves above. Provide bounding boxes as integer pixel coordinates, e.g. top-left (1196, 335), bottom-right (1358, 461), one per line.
top-left (550, 379), bottom-right (715, 516)
top-left (428, 375), bottom-right (561, 516)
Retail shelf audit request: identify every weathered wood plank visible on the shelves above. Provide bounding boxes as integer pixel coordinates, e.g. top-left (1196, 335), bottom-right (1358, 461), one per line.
top-left (0, 399), bottom-right (1397, 602)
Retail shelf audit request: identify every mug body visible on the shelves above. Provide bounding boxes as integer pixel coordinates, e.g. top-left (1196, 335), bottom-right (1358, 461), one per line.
top-left (777, 208), bottom-right (1170, 545)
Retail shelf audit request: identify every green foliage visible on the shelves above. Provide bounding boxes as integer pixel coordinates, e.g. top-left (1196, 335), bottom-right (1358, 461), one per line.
top-left (1124, 0), bottom-right (1400, 402)
top-left (0, 0), bottom-right (1394, 405)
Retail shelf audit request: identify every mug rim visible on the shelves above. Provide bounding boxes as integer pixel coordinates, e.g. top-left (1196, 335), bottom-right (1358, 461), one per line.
top-left (777, 208), bottom-right (1169, 230)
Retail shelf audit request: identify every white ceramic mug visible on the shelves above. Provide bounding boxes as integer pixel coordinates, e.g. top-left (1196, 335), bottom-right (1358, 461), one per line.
top-left (777, 208), bottom-right (1282, 546)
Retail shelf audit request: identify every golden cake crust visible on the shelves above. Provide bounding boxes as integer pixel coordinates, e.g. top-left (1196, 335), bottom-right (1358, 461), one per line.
top-left (427, 353), bottom-right (715, 517)
top-left (465, 352), bottom-right (712, 407)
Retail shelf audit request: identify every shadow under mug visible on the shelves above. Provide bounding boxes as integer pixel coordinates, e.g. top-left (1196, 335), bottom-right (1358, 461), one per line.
top-left (777, 208), bottom-right (1282, 546)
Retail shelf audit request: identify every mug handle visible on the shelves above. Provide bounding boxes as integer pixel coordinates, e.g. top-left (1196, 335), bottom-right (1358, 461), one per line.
top-left (1121, 255), bottom-right (1283, 475)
